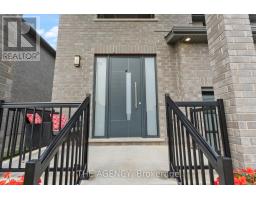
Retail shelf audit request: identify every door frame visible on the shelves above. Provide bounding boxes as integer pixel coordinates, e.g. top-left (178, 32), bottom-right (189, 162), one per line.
top-left (92, 54), bottom-right (160, 138)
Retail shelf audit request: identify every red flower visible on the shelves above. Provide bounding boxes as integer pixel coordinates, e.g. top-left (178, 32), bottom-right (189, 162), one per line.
top-left (215, 175), bottom-right (248, 185)
top-left (50, 114), bottom-right (68, 132)
top-left (239, 176), bottom-right (247, 185)
top-left (234, 176), bottom-right (247, 185)
top-left (26, 113), bottom-right (42, 124)
top-left (214, 177), bottom-right (220, 185)
top-left (245, 167), bottom-right (254, 175)
top-left (18, 176), bottom-right (24, 182)
top-left (0, 172), bottom-right (42, 185)
top-left (3, 172), bottom-right (11, 179)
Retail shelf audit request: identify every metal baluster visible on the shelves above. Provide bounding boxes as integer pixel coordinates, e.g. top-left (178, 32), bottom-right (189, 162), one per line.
top-left (73, 120), bottom-right (78, 183)
top-left (177, 118), bottom-right (184, 184)
top-left (65, 138), bottom-right (70, 185)
top-left (192, 140), bottom-right (199, 184)
top-left (52, 152), bottom-right (59, 185)
top-left (59, 107), bottom-right (63, 131)
top-left (198, 149), bottom-right (206, 185)
top-left (190, 108), bottom-right (199, 185)
top-left (0, 109), bottom-right (10, 168)
top-left (68, 107), bottom-right (71, 119)
top-left (202, 106), bottom-right (209, 144)
top-left (29, 108), bottom-right (36, 160)
top-left (186, 133), bottom-right (193, 185)
top-left (74, 135), bottom-right (79, 184)
top-left (59, 143), bottom-right (65, 185)
top-left (44, 166), bottom-right (49, 185)
top-left (173, 113), bottom-right (180, 180)
top-left (185, 107), bottom-right (193, 185)
top-left (69, 137), bottom-right (75, 185)
top-left (210, 107), bottom-right (219, 153)
top-left (205, 108), bottom-right (213, 146)
top-left (18, 108), bottom-right (27, 168)
top-left (77, 114), bottom-right (83, 180)
top-left (9, 109), bottom-right (20, 169)
top-left (38, 108), bottom-right (45, 158)
top-left (214, 106), bottom-right (222, 154)
top-left (198, 109), bottom-right (205, 139)
top-left (7, 109), bottom-right (16, 158)
top-left (208, 163), bottom-right (214, 185)
top-left (50, 107), bottom-right (54, 138)
top-left (181, 124), bottom-right (188, 184)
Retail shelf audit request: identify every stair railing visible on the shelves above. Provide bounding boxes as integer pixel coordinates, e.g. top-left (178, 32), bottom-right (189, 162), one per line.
top-left (165, 94), bottom-right (233, 185)
top-left (23, 95), bottom-right (90, 185)
top-left (0, 100), bottom-right (80, 172)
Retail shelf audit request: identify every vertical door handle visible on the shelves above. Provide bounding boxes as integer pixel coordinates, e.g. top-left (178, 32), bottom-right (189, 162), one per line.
top-left (126, 72), bottom-right (131, 120)
top-left (134, 82), bottom-right (138, 109)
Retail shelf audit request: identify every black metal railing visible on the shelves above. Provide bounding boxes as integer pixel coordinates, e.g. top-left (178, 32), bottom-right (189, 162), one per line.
top-left (0, 101), bottom-right (80, 173)
top-left (165, 94), bottom-right (233, 185)
top-left (23, 95), bottom-right (90, 185)
top-left (175, 99), bottom-right (231, 158)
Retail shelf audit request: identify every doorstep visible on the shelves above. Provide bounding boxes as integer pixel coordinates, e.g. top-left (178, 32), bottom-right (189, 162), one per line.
top-left (89, 137), bottom-right (166, 145)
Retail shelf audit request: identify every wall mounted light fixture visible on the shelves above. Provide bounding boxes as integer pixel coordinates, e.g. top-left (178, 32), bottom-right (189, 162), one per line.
top-left (74, 55), bottom-right (80, 67)
top-left (184, 37), bottom-right (191, 42)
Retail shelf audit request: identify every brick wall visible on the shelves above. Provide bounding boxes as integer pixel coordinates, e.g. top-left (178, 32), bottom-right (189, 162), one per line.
top-left (10, 45), bottom-right (55, 102)
top-left (206, 14), bottom-right (256, 168)
top-left (53, 14), bottom-right (215, 139)
top-left (175, 42), bottom-right (212, 101)
top-left (0, 14), bottom-right (55, 102)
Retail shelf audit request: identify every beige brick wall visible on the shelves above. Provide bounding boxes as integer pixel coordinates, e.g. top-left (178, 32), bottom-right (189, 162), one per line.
top-left (53, 14), bottom-right (213, 139)
top-left (175, 42), bottom-right (212, 101)
top-left (206, 14), bottom-right (256, 168)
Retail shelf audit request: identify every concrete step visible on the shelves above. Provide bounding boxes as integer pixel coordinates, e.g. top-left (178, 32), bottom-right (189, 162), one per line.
top-left (81, 145), bottom-right (177, 185)
top-left (89, 138), bottom-right (166, 145)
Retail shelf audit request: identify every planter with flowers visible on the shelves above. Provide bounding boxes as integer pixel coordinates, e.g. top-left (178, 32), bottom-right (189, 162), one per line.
top-left (0, 172), bottom-right (41, 185)
top-left (214, 167), bottom-right (256, 185)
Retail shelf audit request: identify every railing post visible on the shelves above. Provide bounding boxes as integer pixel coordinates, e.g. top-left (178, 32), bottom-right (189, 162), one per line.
top-left (81, 94), bottom-right (90, 180)
top-left (24, 160), bottom-right (41, 185)
top-left (165, 94), bottom-right (176, 178)
top-left (217, 157), bottom-right (234, 185)
top-left (217, 99), bottom-right (231, 158)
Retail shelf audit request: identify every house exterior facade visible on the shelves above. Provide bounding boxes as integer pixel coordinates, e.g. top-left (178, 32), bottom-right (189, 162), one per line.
top-left (0, 15), bottom-right (56, 102)
top-left (0, 15), bottom-right (56, 159)
top-left (52, 14), bottom-right (256, 169)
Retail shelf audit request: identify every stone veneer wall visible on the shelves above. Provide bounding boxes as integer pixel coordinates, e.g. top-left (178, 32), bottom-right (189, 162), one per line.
top-left (206, 14), bottom-right (256, 168)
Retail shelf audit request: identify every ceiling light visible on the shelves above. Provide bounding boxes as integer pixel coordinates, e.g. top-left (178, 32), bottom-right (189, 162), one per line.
top-left (185, 37), bottom-right (191, 42)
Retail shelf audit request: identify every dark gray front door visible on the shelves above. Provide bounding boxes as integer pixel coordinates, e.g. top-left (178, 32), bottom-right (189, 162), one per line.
top-left (94, 56), bottom-right (158, 138)
top-left (108, 57), bottom-right (143, 137)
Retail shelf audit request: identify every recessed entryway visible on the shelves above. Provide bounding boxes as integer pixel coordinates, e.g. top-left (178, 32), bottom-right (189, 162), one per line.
top-left (93, 56), bottom-right (158, 138)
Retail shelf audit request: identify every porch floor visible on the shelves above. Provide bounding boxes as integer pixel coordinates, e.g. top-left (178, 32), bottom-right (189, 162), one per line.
top-left (81, 145), bottom-right (177, 185)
